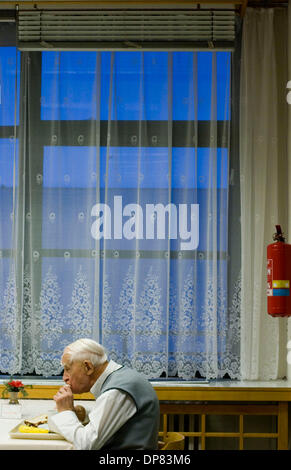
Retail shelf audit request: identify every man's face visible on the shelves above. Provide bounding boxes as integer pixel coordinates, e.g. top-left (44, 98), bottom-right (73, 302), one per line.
top-left (62, 352), bottom-right (92, 394)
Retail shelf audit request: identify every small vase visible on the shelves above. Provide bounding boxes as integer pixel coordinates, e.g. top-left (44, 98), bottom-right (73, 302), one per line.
top-left (9, 391), bottom-right (19, 404)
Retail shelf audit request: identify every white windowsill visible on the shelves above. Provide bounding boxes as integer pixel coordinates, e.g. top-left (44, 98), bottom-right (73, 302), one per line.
top-left (1, 378), bottom-right (291, 388)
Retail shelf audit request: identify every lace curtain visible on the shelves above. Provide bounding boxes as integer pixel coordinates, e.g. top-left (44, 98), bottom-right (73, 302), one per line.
top-left (0, 46), bottom-right (240, 379)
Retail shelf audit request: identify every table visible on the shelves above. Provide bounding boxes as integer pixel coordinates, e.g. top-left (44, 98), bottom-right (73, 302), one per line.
top-left (1, 381), bottom-right (291, 450)
top-left (0, 419), bottom-right (73, 450)
top-left (0, 399), bottom-right (82, 450)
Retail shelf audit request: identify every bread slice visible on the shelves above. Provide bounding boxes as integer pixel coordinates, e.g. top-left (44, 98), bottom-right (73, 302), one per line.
top-left (24, 414), bottom-right (48, 427)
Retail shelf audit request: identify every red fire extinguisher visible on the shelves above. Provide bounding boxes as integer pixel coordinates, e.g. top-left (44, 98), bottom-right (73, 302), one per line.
top-left (267, 225), bottom-right (291, 317)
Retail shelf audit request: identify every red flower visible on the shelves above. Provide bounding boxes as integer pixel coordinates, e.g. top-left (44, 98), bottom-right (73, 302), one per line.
top-left (8, 380), bottom-right (24, 389)
top-left (2, 378), bottom-right (31, 399)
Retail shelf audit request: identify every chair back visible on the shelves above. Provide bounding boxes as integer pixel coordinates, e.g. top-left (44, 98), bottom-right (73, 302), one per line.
top-left (158, 432), bottom-right (185, 450)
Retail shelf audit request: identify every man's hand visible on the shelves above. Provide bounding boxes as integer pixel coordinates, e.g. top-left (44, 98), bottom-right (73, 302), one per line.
top-left (53, 384), bottom-right (74, 413)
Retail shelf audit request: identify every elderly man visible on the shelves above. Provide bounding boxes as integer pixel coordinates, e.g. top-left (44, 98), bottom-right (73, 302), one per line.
top-left (49, 338), bottom-right (160, 450)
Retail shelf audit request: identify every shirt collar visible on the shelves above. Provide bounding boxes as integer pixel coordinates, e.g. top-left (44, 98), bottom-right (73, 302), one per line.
top-left (90, 360), bottom-right (122, 398)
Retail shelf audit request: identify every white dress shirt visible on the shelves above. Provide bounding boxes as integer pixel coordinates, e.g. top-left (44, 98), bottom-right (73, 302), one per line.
top-left (49, 360), bottom-right (137, 450)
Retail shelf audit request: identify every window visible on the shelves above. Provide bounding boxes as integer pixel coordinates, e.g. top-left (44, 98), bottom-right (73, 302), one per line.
top-left (0, 47), bottom-right (240, 380)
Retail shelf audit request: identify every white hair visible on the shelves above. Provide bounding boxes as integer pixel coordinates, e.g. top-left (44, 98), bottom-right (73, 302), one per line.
top-left (64, 338), bottom-right (108, 367)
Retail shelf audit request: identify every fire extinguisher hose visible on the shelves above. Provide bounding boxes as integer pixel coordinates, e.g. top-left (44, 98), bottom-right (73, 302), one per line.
top-left (273, 225), bottom-right (285, 242)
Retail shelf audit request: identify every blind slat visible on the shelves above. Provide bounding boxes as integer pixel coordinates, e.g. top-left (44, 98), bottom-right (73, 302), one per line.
top-left (17, 8), bottom-right (235, 44)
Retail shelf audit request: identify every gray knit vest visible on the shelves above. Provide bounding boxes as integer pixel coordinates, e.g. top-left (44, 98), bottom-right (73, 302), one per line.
top-left (100, 366), bottom-right (160, 450)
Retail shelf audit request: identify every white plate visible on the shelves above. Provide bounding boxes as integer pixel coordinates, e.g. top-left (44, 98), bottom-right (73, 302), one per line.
top-left (9, 422), bottom-right (65, 440)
